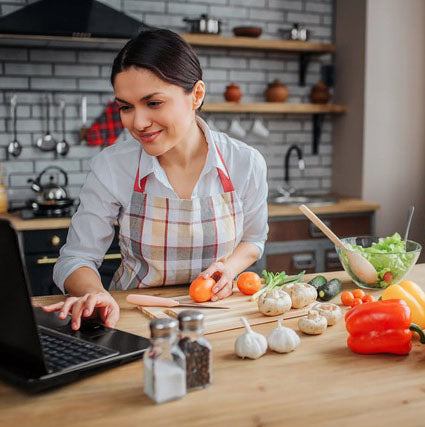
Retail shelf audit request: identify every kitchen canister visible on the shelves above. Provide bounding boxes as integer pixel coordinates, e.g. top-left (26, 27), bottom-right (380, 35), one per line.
top-left (224, 83), bottom-right (243, 102)
top-left (264, 79), bottom-right (289, 102)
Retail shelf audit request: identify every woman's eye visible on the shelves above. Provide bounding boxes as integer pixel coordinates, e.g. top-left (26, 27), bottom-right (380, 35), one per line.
top-left (147, 101), bottom-right (163, 108)
top-left (118, 105), bottom-right (131, 112)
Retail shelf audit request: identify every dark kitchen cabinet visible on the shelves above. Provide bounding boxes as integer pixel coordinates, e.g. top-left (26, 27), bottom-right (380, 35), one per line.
top-left (251, 211), bottom-right (375, 276)
top-left (21, 227), bottom-right (121, 296)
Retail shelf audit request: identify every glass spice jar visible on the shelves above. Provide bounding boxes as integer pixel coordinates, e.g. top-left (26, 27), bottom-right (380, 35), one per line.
top-left (143, 318), bottom-right (186, 404)
top-left (178, 310), bottom-right (212, 391)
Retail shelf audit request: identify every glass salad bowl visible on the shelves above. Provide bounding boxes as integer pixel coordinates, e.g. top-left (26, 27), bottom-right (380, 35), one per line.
top-left (335, 235), bottom-right (422, 289)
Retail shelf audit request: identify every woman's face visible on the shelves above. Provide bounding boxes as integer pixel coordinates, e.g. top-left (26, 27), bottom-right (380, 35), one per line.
top-left (114, 67), bottom-right (199, 157)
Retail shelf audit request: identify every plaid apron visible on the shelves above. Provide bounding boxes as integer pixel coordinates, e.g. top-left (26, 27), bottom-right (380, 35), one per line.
top-left (109, 145), bottom-right (244, 290)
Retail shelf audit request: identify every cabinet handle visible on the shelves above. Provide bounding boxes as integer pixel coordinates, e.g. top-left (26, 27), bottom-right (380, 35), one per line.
top-left (292, 254), bottom-right (315, 270)
top-left (37, 253), bottom-right (122, 265)
top-left (309, 221), bottom-right (331, 238)
top-left (104, 253), bottom-right (121, 260)
top-left (37, 256), bottom-right (58, 264)
top-left (51, 235), bottom-right (61, 247)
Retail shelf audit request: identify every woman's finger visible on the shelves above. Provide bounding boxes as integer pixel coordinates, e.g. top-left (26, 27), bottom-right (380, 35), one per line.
top-left (212, 276), bottom-right (229, 294)
top-left (83, 294), bottom-right (98, 317)
top-left (200, 262), bottom-right (223, 278)
top-left (58, 297), bottom-right (78, 319)
top-left (41, 301), bottom-right (65, 312)
top-left (104, 303), bottom-right (120, 328)
top-left (212, 283), bottom-right (233, 301)
top-left (70, 297), bottom-right (89, 330)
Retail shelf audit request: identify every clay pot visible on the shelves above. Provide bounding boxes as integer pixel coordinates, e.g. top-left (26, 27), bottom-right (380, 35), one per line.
top-left (264, 80), bottom-right (289, 102)
top-left (224, 83), bottom-right (243, 102)
top-left (310, 81), bottom-right (331, 104)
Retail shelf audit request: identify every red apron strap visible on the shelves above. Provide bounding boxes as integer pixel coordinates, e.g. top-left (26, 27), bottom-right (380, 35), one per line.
top-left (133, 168), bottom-right (148, 193)
top-left (215, 144), bottom-right (234, 192)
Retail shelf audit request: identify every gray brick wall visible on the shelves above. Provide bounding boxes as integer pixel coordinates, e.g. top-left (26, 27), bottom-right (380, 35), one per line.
top-left (0, 0), bottom-right (334, 207)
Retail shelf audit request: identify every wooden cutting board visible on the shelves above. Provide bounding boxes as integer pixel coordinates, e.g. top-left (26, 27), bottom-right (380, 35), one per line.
top-left (137, 290), bottom-right (313, 335)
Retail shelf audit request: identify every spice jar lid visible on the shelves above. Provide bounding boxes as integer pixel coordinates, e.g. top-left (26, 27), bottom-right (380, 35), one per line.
top-left (149, 318), bottom-right (178, 338)
top-left (178, 310), bottom-right (204, 331)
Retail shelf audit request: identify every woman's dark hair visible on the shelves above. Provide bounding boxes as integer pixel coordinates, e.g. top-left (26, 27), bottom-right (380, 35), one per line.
top-left (111, 29), bottom-right (202, 93)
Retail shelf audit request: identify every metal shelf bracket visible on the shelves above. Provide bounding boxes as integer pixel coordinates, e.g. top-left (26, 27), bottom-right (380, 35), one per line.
top-left (312, 114), bottom-right (325, 155)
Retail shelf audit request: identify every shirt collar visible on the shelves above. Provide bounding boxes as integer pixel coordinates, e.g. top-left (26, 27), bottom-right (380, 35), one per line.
top-left (137, 116), bottom-right (229, 183)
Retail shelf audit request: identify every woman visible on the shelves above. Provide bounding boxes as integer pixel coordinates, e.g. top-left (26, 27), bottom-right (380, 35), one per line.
top-left (43, 29), bottom-right (268, 330)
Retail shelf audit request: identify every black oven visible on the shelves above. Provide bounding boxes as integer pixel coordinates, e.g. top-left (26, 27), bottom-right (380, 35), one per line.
top-left (21, 227), bottom-right (121, 296)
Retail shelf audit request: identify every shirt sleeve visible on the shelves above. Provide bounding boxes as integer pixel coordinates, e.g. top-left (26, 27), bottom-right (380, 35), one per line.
top-left (240, 149), bottom-right (269, 258)
top-left (53, 160), bottom-right (121, 294)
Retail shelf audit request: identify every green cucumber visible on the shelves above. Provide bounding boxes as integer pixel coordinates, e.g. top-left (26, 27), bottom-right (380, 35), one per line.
top-left (317, 278), bottom-right (342, 301)
top-left (308, 275), bottom-right (327, 290)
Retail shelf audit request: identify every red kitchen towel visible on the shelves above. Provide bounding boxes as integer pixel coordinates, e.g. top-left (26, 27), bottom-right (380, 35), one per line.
top-left (85, 101), bottom-right (124, 146)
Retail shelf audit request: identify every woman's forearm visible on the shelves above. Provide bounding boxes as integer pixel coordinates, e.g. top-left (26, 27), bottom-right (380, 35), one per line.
top-left (223, 242), bottom-right (261, 279)
top-left (63, 266), bottom-right (108, 296)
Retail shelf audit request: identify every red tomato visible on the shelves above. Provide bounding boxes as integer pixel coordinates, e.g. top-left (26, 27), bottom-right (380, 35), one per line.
top-left (237, 272), bottom-right (262, 295)
top-left (189, 277), bottom-right (216, 302)
top-left (341, 291), bottom-right (354, 306)
top-left (352, 289), bottom-right (365, 299)
top-left (383, 272), bottom-right (393, 283)
top-left (362, 294), bottom-right (375, 303)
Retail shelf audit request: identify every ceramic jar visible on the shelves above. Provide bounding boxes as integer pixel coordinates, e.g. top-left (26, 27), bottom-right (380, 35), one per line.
top-left (264, 80), bottom-right (289, 102)
top-left (310, 81), bottom-right (331, 104)
top-left (224, 83), bottom-right (243, 102)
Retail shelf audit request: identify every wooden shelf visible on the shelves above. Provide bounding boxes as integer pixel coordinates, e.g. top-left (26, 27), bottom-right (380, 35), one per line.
top-left (0, 33), bottom-right (334, 53)
top-left (182, 34), bottom-right (334, 53)
top-left (202, 103), bottom-right (347, 114)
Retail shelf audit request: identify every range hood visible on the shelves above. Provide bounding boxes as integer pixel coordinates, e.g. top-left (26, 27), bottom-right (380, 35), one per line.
top-left (0, 0), bottom-right (153, 39)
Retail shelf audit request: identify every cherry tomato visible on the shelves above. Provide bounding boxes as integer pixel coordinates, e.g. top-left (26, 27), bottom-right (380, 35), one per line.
top-left (383, 272), bottom-right (393, 283)
top-left (352, 289), bottom-right (366, 299)
top-left (189, 277), bottom-right (216, 302)
top-left (341, 291), bottom-right (355, 306)
top-left (237, 271), bottom-right (262, 295)
top-left (352, 297), bottom-right (363, 306)
top-left (362, 294), bottom-right (375, 303)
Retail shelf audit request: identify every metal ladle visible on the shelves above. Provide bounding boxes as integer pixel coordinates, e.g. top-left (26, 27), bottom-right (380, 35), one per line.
top-left (35, 94), bottom-right (57, 151)
top-left (56, 100), bottom-right (70, 156)
top-left (7, 95), bottom-right (22, 159)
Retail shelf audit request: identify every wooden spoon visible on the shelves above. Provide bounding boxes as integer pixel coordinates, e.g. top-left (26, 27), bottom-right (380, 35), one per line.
top-left (299, 204), bottom-right (377, 285)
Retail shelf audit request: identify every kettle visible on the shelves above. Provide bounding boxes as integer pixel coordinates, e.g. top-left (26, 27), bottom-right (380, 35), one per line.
top-left (28, 166), bottom-right (69, 203)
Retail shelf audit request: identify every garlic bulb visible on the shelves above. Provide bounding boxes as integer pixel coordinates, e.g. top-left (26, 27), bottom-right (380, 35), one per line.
top-left (267, 319), bottom-right (300, 353)
top-left (235, 317), bottom-right (267, 359)
top-left (258, 288), bottom-right (292, 316)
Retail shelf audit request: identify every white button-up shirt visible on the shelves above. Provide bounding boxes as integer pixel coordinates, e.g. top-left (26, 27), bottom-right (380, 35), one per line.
top-left (53, 117), bottom-right (269, 293)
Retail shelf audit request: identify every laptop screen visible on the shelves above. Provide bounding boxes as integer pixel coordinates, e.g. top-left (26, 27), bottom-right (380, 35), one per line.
top-left (0, 219), bottom-right (47, 377)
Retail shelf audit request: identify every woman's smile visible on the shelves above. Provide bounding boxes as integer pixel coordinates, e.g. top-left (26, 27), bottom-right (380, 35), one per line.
top-left (137, 130), bottom-right (163, 143)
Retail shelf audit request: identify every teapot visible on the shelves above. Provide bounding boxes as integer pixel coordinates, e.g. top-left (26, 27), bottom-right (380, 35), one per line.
top-left (28, 166), bottom-right (69, 203)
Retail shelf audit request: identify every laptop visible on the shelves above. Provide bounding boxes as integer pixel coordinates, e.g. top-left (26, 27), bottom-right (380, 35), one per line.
top-left (0, 219), bottom-right (150, 393)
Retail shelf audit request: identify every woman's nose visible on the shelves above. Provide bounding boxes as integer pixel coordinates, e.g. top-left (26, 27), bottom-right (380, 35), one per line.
top-left (132, 109), bottom-right (152, 131)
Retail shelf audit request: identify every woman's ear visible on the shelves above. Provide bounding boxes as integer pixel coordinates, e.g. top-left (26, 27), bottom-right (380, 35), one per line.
top-left (192, 80), bottom-right (206, 110)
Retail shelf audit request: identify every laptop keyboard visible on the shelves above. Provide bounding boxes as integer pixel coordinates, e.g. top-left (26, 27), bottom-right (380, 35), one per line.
top-left (39, 327), bottom-right (119, 373)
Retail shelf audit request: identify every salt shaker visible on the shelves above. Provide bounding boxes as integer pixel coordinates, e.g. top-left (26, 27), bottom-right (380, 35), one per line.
top-left (178, 310), bottom-right (212, 390)
top-left (143, 318), bottom-right (186, 404)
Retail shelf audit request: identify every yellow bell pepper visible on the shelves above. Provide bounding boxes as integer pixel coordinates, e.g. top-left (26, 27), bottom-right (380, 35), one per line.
top-left (382, 280), bottom-right (425, 329)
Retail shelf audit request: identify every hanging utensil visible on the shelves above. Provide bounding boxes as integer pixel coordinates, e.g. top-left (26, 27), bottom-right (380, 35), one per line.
top-left (35, 94), bottom-right (57, 151)
top-left (56, 100), bottom-right (70, 156)
top-left (78, 96), bottom-right (88, 144)
top-left (403, 205), bottom-right (415, 243)
top-left (126, 294), bottom-right (230, 309)
top-left (6, 95), bottom-right (22, 159)
top-left (299, 204), bottom-right (378, 285)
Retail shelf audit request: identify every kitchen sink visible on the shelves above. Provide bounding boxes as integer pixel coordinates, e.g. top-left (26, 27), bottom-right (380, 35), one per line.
top-left (269, 195), bottom-right (338, 206)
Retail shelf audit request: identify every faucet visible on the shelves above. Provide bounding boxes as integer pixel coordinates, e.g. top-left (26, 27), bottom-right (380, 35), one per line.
top-left (280, 144), bottom-right (305, 196)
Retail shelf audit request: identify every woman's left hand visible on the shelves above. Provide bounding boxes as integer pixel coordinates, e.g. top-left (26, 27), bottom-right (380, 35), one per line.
top-left (200, 261), bottom-right (234, 301)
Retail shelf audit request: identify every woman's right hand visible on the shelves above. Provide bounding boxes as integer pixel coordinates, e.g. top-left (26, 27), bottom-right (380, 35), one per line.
top-left (42, 292), bottom-right (120, 331)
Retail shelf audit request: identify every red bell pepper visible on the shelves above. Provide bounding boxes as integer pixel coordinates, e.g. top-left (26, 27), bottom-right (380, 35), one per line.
top-left (345, 299), bottom-right (425, 355)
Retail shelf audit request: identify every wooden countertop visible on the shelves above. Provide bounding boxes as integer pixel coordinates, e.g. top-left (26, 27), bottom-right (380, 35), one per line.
top-left (1, 199), bottom-right (379, 231)
top-left (1, 265), bottom-right (425, 426)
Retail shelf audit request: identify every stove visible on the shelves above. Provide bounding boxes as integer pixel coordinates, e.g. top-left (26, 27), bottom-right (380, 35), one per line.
top-left (20, 205), bottom-right (77, 219)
